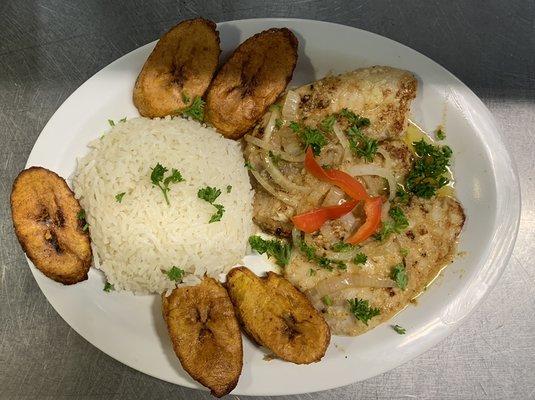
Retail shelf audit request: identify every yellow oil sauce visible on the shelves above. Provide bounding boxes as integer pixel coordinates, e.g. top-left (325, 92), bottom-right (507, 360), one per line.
top-left (403, 120), bottom-right (455, 197)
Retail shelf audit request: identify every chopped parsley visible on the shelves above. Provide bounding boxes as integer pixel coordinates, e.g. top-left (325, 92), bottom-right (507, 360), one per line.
top-left (244, 161), bottom-right (255, 170)
top-left (374, 206), bottom-right (409, 241)
top-left (275, 118), bottom-right (284, 129)
top-left (436, 128), bottom-right (446, 140)
top-left (197, 186), bottom-right (225, 223)
top-left (395, 185), bottom-right (410, 204)
top-left (165, 266), bottom-right (185, 282)
top-left (348, 298), bottom-right (380, 325)
top-left (400, 248), bottom-right (409, 257)
top-left (119, 117), bottom-right (127, 123)
top-left (321, 295), bottom-right (333, 306)
top-left (308, 268), bottom-right (317, 276)
top-left (77, 209), bottom-right (89, 231)
top-left (337, 109), bottom-right (371, 128)
top-left (150, 163), bottom-right (185, 205)
top-left (300, 241), bottom-right (346, 271)
top-left (353, 252), bottom-right (368, 265)
top-left (321, 115), bottom-right (336, 132)
top-left (197, 186), bottom-right (221, 204)
top-left (330, 242), bottom-right (355, 252)
top-left (115, 192), bottom-right (126, 203)
top-left (289, 121), bottom-right (327, 155)
top-left (226, 185), bottom-right (232, 193)
top-left (406, 140), bottom-right (452, 198)
top-left (268, 150), bottom-right (282, 166)
top-left (269, 103), bottom-right (282, 113)
top-left (393, 324), bottom-right (406, 334)
top-left (108, 119), bottom-right (115, 127)
top-left (181, 92), bottom-right (190, 104)
top-left (181, 96), bottom-right (205, 122)
top-left (103, 282), bottom-right (114, 292)
top-left (347, 125), bottom-right (378, 162)
top-left (391, 262), bottom-right (408, 290)
top-left (248, 235), bottom-right (291, 267)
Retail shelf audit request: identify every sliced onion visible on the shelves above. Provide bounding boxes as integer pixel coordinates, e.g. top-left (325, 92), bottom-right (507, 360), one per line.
top-left (377, 147), bottom-right (393, 171)
top-left (282, 90), bottom-right (300, 120)
top-left (263, 109), bottom-right (279, 143)
top-left (250, 169), bottom-right (298, 208)
top-left (292, 227), bottom-right (302, 248)
top-left (333, 123), bottom-right (352, 162)
top-left (322, 186), bottom-right (346, 207)
top-left (307, 272), bottom-right (396, 299)
top-left (262, 151), bottom-right (308, 193)
top-left (319, 222), bottom-right (337, 244)
top-left (244, 135), bottom-right (305, 162)
top-left (322, 245), bottom-right (361, 262)
top-left (381, 199), bottom-right (391, 221)
top-left (345, 164), bottom-right (397, 201)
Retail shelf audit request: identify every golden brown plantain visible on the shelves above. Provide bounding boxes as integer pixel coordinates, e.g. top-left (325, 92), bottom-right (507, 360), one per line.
top-left (162, 277), bottom-right (243, 397)
top-left (10, 167), bottom-right (92, 284)
top-left (133, 18), bottom-right (220, 118)
top-left (226, 267), bottom-right (330, 364)
top-left (205, 28), bottom-right (298, 139)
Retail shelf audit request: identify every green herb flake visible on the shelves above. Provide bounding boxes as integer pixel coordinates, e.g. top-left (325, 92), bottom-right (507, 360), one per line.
top-left (151, 163), bottom-right (185, 205)
top-left (406, 140), bottom-right (452, 198)
top-left (395, 185), bottom-right (409, 204)
top-left (391, 262), bottom-right (408, 290)
top-left (275, 118), bottom-right (284, 129)
top-left (115, 192), bottom-right (126, 203)
top-left (165, 266), bottom-right (185, 282)
top-left (353, 253), bottom-right (367, 265)
top-left (268, 150), bottom-right (282, 166)
top-left (436, 128), bottom-right (446, 140)
top-left (289, 121), bottom-right (301, 132)
top-left (103, 282), bottom-right (114, 292)
top-left (77, 210), bottom-right (86, 220)
top-left (337, 109), bottom-right (371, 128)
top-left (197, 186), bottom-right (221, 204)
top-left (400, 248), bottom-right (409, 257)
top-left (289, 121), bottom-right (327, 155)
top-left (269, 103), bottom-right (282, 113)
top-left (244, 161), bottom-right (255, 171)
top-left (181, 96), bottom-right (205, 122)
top-left (108, 119), bottom-right (115, 127)
top-left (209, 204), bottom-right (225, 223)
top-left (321, 295), bottom-right (333, 306)
top-left (347, 125), bottom-right (378, 162)
top-left (308, 268), bottom-right (317, 276)
top-left (249, 235), bottom-right (291, 267)
top-left (226, 185), bottom-right (232, 193)
top-left (300, 241), bottom-right (346, 271)
top-left (348, 298), bottom-right (380, 325)
top-left (321, 115), bottom-right (336, 132)
top-left (330, 242), bottom-right (355, 252)
top-left (181, 92), bottom-right (190, 104)
top-left (393, 324), bottom-right (406, 334)
top-left (374, 206), bottom-right (409, 241)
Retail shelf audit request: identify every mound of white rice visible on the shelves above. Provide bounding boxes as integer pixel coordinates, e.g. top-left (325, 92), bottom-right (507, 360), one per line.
top-left (72, 117), bottom-right (254, 294)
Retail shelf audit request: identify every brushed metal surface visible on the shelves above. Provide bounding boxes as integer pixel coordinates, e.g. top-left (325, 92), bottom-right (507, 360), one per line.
top-left (1, 1), bottom-right (534, 399)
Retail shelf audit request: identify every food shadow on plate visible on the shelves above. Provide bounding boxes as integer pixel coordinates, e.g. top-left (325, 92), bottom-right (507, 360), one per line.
top-left (218, 23), bottom-right (243, 62)
top-left (289, 30), bottom-right (316, 86)
top-left (150, 294), bottom-right (200, 388)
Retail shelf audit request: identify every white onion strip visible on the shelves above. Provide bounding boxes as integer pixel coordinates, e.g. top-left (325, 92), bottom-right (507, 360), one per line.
top-left (250, 170), bottom-right (298, 208)
top-left (262, 151), bottom-right (308, 193)
top-left (244, 135), bottom-right (305, 162)
top-left (307, 272), bottom-right (396, 299)
top-left (333, 123), bottom-right (352, 162)
top-left (377, 147), bottom-right (393, 171)
top-left (345, 164), bottom-right (397, 201)
top-left (282, 90), bottom-right (300, 120)
top-left (263, 109), bottom-right (279, 144)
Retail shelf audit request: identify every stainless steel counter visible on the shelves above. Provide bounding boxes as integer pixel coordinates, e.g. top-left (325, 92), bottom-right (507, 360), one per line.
top-left (1, 1), bottom-right (534, 399)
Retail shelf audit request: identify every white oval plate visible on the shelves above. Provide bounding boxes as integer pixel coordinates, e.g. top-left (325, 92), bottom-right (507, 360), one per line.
top-left (25, 19), bottom-right (520, 396)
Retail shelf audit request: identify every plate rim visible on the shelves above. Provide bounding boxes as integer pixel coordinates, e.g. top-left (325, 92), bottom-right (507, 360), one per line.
top-left (23, 17), bottom-right (521, 396)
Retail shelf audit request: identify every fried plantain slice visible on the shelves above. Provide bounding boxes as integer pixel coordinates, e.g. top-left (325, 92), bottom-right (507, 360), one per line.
top-left (162, 277), bottom-right (243, 397)
top-left (226, 267), bottom-right (330, 364)
top-left (133, 18), bottom-right (220, 118)
top-left (205, 28), bottom-right (298, 139)
top-left (10, 167), bottom-right (92, 284)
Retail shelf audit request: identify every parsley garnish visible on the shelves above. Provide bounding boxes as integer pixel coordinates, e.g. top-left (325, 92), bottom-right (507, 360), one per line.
top-left (150, 163), bottom-right (185, 205)
top-left (275, 118), bottom-right (284, 129)
top-left (330, 242), bottom-right (355, 252)
top-left (337, 109), bottom-right (371, 128)
top-left (322, 295), bottom-right (333, 306)
top-left (400, 248), bottom-right (409, 257)
top-left (248, 235), bottom-right (291, 267)
top-left (289, 121), bottom-right (327, 155)
top-left (181, 96), bottom-right (205, 122)
top-left (268, 150), bottom-right (282, 166)
top-left (226, 185), bottom-right (232, 193)
top-left (103, 282), bottom-right (114, 292)
top-left (197, 186), bottom-right (221, 204)
top-left (321, 115), bottom-right (336, 132)
top-left (108, 119), bottom-right (115, 127)
top-left (347, 125), bottom-right (378, 162)
top-left (436, 128), bottom-right (446, 140)
top-left (269, 103), bottom-right (282, 113)
top-left (374, 206), bottom-right (409, 241)
top-left (391, 262), bottom-right (408, 290)
top-left (393, 324), bottom-right (406, 334)
top-left (77, 209), bottom-right (89, 231)
top-left (119, 117), bottom-right (127, 123)
top-left (348, 298), bottom-right (380, 325)
top-left (406, 140), bottom-right (452, 198)
top-left (115, 192), bottom-right (126, 203)
top-left (165, 266), bottom-right (185, 282)
top-left (353, 252), bottom-right (367, 265)
top-left (300, 241), bottom-right (346, 271)
top-left (395, 185), bottom-right (409, 204)
top-left (197, 186), bottom-right (225, 223)
top-left (308, 268), bottom-right (317, 276)
top-left (244, 161), bottom-right (255, 170)
top-left (181, 92), bottom-right (190, 104)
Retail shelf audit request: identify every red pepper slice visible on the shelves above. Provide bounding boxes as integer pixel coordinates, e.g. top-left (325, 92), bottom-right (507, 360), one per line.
top-left (291, 200), bottom-right (357, 234)
top-left (304, 147), bottom-right (368, 201)
top-left (345, 196), bottom-right (383, 244)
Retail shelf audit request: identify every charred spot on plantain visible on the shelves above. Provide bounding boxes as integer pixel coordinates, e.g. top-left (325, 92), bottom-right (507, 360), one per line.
top-left (45, 230), bottom-right (62, 253)
top-left (54, 208), bottom-right (65, 227)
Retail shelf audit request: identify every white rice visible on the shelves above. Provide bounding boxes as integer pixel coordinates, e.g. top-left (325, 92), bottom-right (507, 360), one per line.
top-left (72, 117), bottom-right (254, 294)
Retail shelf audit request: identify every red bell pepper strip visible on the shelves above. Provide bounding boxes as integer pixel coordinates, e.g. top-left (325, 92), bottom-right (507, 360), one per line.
top-left (345, 196), bottom-right (383, 244)
top-left (304, 147), bottom-right (368, 201)
top-left (291, 200), bottom-right (357, 234)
